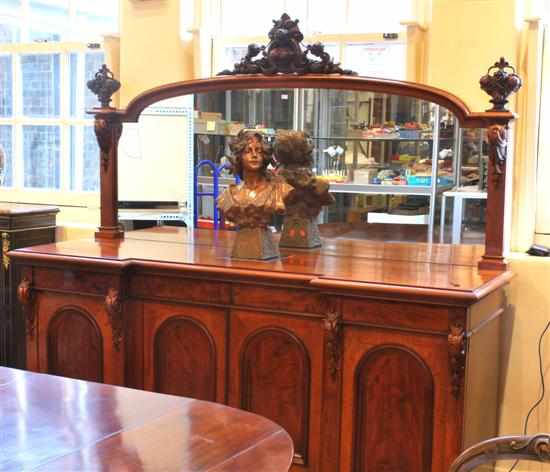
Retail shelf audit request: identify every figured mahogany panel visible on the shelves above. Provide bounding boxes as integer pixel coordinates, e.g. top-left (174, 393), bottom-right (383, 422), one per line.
top-left (33, 267), bottom-right (114, 296)
top-left (343, 297), bottom-right (450, 333)
top-left (131, 274), bottom-right (231, 305)
top-left (154, 317), bottom-right (216, 401)
top-left (233, 284), bottom-right (321, 314)
top-left (47, 307), bottom-right (103, 382)
top-left (240, 327), bottom-right (310, 464)
top-left (353, 346), bottom-right (434, 472)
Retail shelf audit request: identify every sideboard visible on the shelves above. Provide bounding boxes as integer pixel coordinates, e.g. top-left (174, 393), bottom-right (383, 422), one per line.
top-left (10, 227), bottom-right (511, 472)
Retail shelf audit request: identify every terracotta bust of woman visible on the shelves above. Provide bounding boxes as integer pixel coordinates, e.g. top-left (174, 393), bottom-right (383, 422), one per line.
top-left (217, 130), bottom-right (293, 260)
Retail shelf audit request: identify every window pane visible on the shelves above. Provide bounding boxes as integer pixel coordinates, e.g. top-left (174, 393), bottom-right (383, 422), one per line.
top-left (73, 0), bottom-right (118, 39)
top-left (23, 125), bottom-right (60, 189)
top-left (308, 0), bottom-right (345, 34)
top-left (344, 43), bottom-right (406, 80)
top-left (0, 0), bottom-right (21, 16)
top-left (221, 0), bottom-right (285, 36)
top-left (0, 55), bottom-right (13, 116)
top-left (348, 0), bottom-right (412, 33)
top-left (83, 127), bottom-right (99, 191)
top-left (0, 125), bottom-right (13, 187)
top-left (0, 22), bottom-right (20, 43)
top-left (29, 0), bottom-right (69, 41)
top-left (71, 126), bottom-right (99, 191)
top-left (21, 54), bottom-right (61, 117)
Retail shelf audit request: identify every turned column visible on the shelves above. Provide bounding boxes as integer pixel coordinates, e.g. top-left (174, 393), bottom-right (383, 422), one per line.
top-left (87, 65), bottom-right (125, 240)
top-left (478, 58), bottom-right (521, 271)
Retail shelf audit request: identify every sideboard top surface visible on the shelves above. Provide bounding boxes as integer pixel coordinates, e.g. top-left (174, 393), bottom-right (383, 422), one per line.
top-left (9, 227), bottom-right (512, 303)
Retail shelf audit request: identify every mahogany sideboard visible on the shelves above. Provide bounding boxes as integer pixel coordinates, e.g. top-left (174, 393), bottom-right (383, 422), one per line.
top-left (0, 203), bottom-right (58, 368)
top-left (10, 227), bottom-right (511, 472)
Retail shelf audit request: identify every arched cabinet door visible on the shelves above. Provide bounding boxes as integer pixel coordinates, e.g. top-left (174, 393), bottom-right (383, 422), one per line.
top-left (339, 326), bottom-right (458, 472)
top-left (228, 309), bottom-right (323, 472)
top-left (143, 302), bottom-right (227, 402)
top-left (35, 293), bottom-right (123, 385)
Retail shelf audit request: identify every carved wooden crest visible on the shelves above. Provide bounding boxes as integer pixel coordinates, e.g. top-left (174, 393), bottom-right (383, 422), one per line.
top-left (479, 57), bottom-right (522, 112)
top-left (218, 13), bottom-right (356, 76)
top-left (87, 64), bottom-right (121, 108)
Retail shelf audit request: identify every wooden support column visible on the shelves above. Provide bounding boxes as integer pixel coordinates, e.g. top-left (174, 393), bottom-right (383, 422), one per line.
top-left (87, 65), bottom-right (125, 241)
top-left (93, 112), bottom-right (124, 240)
top-left (478, 58), bottom-right (522, 271)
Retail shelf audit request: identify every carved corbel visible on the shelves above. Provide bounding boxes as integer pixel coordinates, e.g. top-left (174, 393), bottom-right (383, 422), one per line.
top-left (17, 277), bottom-right (35, 337)
top-left (323, 297), bottom-right (342, 379)
top-left (105, 288), bottom-right (123, 351)
top-left (448, 321), bottom-right (466, 398)
top-left (487, 124), bottom-right (508, 178)
top-left (94, 118), bottom-right (123, 173)
top-left (2, 232), bottom-right (10, 271)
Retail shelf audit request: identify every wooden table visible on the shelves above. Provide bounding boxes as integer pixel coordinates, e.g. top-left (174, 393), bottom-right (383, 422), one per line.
top-left (0, 367), bottom-right (293, 472)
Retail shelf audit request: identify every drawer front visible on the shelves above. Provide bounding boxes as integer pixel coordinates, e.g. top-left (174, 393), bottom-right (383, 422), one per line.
top-left (232, 284), bottom-right (322, 314)
top-left (343, 297), bottom-right (452, 333)
top-left (130, 274), bottom-right (231, 305)
top-left (33, 267), bottom-right (116, 296)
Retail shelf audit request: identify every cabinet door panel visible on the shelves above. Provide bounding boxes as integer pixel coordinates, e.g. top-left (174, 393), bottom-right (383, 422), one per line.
top-left (48, 307), bottom-right (103, 382)
top-left (340, 327), bottom-right (457, 472)
top-left (241, 327), bottom-right (310, 461)
top-left (229, 309), bottom-right (323, 470)
top-left (36, 293), bottom-right (123, 385)
top-left (353, 346), bottom-right (434, 472)
top-left (144, 302), bottom-right (226, 403)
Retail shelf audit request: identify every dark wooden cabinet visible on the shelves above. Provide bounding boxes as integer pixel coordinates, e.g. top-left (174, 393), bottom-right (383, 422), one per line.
top-left (0, 204), bottom-right (58, 368)
top-left (10, 227), bottom-right (511, 472)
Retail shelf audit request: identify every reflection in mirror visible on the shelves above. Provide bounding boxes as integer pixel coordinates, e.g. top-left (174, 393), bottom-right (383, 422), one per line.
top-left (117, 96), bottom-right (194, 231)
top-left (118, 89), bottom-right (487, 245)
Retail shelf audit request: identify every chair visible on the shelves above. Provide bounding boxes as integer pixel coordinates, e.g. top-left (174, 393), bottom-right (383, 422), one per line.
top-left (449, 434), bottom-right (550, 471)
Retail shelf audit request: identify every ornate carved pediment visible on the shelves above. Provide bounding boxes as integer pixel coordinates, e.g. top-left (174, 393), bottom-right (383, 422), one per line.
top-left (218, 13), bottom-right (356, 76)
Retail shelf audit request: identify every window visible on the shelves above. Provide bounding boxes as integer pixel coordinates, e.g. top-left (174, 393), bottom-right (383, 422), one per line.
top-left (212, 0), bottom-right (411, 81)
top-left (0, 0), bottom-right (117, 43)
top-left (0, 1), bottom-right (118, 193)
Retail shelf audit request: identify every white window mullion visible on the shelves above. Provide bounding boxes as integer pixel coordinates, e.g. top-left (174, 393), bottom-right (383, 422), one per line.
top-left (68, 0), bottom-right (77, 41)
top-left (59, 51), bottom-right (70, 190)
top-left (73, 125), bottom-right (83, 191)
top-left (13, 53), bottom-right (23, 188)
top-left (20, 0), bottom-right (30, 43)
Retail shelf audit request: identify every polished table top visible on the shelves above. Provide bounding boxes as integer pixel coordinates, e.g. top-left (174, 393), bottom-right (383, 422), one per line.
top-left (0, 367), bottom-right (293, 471)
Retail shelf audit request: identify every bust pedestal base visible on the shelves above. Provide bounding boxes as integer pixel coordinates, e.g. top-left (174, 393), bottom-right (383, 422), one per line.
top-left (280, 216), bottom-right (321, 249)
top-left (232, 227), bottom-right (279, 260)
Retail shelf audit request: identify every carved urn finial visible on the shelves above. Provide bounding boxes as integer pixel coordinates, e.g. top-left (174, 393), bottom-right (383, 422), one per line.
top-left (218, 13), bottom-right (356, 76)
top-left (87, 64), bottom-right (121, 108)
top-left (479, 57), bottom-right (522, 112)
